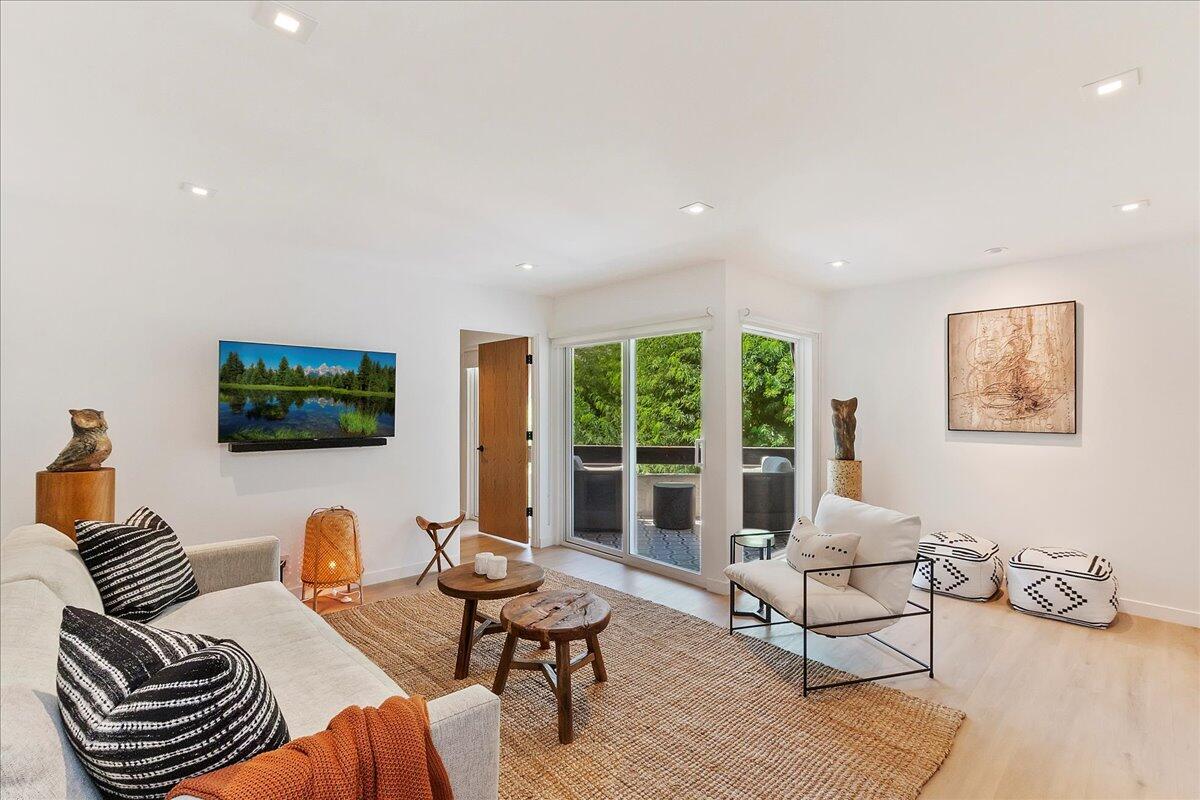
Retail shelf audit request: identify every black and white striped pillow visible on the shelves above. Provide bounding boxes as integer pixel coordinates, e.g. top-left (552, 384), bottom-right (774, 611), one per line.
top-left (57, 606), bottom-right (289, 800)
top-left (75, 507), bottom-right (200, 621)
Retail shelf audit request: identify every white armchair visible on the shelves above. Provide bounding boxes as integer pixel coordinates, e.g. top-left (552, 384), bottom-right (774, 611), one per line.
top-left (724, 493), bottom-right (934, 695)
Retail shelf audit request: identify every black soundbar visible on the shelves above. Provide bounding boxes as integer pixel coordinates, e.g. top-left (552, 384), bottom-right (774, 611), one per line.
top-left (227, 437), bottom-right (387, 453)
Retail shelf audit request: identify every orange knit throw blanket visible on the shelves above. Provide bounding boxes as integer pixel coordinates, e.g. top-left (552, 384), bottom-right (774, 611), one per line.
top-left (167, 696), bottom-right (453, 800)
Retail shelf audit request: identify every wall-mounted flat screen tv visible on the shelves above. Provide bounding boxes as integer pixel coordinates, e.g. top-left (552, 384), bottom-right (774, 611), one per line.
top-left (218, 340), bottom-right (396, 443)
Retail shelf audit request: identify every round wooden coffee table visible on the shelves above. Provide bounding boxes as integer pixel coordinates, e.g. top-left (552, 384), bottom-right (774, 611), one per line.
top-left (492, 589), bottom-right (612, 744)
top-left (437, 561), bottom-right (545, 679)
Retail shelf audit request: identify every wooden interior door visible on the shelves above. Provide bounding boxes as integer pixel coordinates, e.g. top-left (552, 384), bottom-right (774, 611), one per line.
top-left (477, 337), bottom-right (530, 542)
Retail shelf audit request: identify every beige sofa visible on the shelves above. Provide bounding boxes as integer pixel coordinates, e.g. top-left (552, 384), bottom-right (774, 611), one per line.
top-left (0, 524), bottom-right (500, 800)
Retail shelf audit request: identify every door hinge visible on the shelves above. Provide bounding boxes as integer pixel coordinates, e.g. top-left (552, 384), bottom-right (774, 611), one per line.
top-left (526, 430), bottom-right (533, 441)
top-left (525, 354), bottom-right (533, 365)
top-left (526, 506), bottom-right (533, 517)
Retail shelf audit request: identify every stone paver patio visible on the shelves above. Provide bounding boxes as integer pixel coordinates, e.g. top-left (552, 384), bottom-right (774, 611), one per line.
top-left (572, 523), bottom-right (784, 574)
top-left (573, 519), bottom-right (700, 572)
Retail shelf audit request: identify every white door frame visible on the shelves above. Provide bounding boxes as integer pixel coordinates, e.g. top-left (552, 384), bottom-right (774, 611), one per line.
top-left (464, 366), bottom-right (480, 519)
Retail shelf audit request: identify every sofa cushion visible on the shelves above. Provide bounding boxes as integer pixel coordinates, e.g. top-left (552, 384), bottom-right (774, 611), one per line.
top-left (1, 684), bottom-right (101, 800)
top-left (724, 557), bottom-right (893, 636)
top-left (0, 524), bottom-right (104, 613)
top-left (813, 493), bottom-right (921, 615)
top-left (0, 581), bottom-right (101, 800)
top-left (154, 581), bottom-right (404, 737)
top-left (1, 579), bottom-right (68, 693)
top-left (74, 509), bottom-right (200, 621)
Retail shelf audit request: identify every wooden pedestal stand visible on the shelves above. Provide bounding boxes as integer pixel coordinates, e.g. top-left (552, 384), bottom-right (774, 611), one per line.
top-left (826, 459), bottom-right (862, 501)
top-left (36, 467), bottom-right (115, 540)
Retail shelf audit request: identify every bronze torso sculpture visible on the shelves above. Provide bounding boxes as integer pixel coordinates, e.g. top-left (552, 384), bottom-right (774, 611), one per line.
top-left (831, 398), bottom-right (857, 461)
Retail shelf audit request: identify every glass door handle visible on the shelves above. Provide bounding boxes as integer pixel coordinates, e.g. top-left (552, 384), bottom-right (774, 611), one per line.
top-left (693, 438), bottom-right (705, 467)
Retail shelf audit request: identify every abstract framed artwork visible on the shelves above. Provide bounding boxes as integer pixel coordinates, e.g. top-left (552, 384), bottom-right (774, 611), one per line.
top-left (947, 300), bottom-right (1077, 433)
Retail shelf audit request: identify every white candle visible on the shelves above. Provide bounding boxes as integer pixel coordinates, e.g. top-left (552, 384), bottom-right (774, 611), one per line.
top-left (486, 555), bottom-right (508, 580)
top-left (474, 553), bottom-right (493, 575)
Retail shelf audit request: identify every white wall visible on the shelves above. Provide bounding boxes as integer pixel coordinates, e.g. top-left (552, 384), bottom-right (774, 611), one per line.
top-left (823, 239), bottom-right (1200, 625)
top-left (0, 196), bottom-right (551, 587)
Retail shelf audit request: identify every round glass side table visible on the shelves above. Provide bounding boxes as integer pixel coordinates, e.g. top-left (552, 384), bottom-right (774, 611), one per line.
top-left (735, 528), bottom-right (776, 562)
top-left (731, 528), bottom-right (778, 618)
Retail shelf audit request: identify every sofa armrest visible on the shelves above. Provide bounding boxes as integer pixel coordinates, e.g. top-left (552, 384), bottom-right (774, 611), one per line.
top-left (172, 684), bottom-right (499, 800)
top-left (427, 685), bottom-right (500, 800)
top-left (184, 536), bottom-right (280, 595)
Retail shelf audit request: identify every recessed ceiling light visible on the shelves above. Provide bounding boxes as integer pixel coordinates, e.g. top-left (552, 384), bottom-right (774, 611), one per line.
top-left (180, 181), bottom-right (213, 197)
top-left (827, 260), bottom-right (848, 269)
top-left (679, 202), bottom-right (713, 215)
top-left (273, 11), bottom-right (301, 33)
top-left (516, 263), bottom-right (534, 271)
top-left (984, 247), bottom-right (1008, 255)
top-left (1115, 199), bottom-right (1149, 212)
top-left (1081, 68), bottom-right (1140, 100)
top-left (251, 1), bottom-right (317, 43)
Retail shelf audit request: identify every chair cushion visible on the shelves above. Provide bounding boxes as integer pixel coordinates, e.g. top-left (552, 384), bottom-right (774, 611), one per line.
top-left (154, 581), bottom-right (404, 737)
top-left (0, 524), bottom-right (104, 613)
top-left (760, 456), bottom-right (793, 473)
top-left (74, 507), bottom-right (200, 621)
top-left (724, 558), bottom-right (893, 636)
top-left (57, 607), bottom-right (289, 800)
top-left (814, 493), bottom-right (921, 615)
top-left (784, 516), bottom-right (859, 590)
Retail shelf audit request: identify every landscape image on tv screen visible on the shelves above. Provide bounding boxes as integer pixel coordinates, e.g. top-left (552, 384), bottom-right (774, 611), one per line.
top-left (218, 341), bottom-right (396, 443)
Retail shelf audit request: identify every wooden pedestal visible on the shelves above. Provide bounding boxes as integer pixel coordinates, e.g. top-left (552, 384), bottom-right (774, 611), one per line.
top-left (36, 467), bottom-right (115, 540)
top-left (826, 459), bottom-right (862, 501)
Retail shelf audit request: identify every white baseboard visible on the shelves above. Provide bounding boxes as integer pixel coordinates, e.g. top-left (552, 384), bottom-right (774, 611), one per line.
top-left (1118, 597), bottom-right (1200, 628)
top-left (287, 560), bottom-right (1199, 629)
top-left (701, 580), bottom-right (1198, 628)
top-left (285, 558), bottom-right (433, 595)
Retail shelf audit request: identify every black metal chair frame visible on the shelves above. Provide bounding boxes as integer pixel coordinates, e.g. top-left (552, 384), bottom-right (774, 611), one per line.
top-left (727, 531), bottom-right (935, 696)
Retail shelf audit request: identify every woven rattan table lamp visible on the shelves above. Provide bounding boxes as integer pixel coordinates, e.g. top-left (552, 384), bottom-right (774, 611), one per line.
top-left (301, 506), bottom-right (363, 609)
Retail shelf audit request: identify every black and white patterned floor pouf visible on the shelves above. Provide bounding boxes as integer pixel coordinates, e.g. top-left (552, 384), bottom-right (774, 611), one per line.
top-left (912, 531), bottom-right (1003, 601)
top-left (1006, 547), bottom-right (1118, 628)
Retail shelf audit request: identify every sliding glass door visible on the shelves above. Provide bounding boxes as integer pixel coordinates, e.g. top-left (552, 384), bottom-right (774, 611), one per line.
top-left (568, 342), bottom-right (624, 553)
top-left (740, 329), bottom-right (804, 556)
top-left (631, 333), bottom-right (702, 572)
top-left (566, 332), bottom-right (703, 575)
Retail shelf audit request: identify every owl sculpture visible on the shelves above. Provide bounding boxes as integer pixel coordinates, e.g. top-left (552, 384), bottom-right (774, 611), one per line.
top-left (46, 409), bottom-right (112, 472)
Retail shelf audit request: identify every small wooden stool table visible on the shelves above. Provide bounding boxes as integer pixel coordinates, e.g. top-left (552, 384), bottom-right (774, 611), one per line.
top-left (437, 561), bottom-right (545, 679)
top-left (492, 589), bottom-right (612, 744)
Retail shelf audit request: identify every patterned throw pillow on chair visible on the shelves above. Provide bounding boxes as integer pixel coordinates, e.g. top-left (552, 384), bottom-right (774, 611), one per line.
top-left (57, 606), bottom-right (289, 800)
top-left (74, 506), bottom-right (200, 621)
top-left (785, 516), bottom-right (861, 590)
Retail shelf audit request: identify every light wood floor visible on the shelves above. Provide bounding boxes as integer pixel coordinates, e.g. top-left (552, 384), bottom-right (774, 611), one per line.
top-left (315, 527), bottom-right (1200, 800)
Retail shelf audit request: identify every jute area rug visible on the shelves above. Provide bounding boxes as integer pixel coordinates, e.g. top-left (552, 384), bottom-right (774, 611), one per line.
top-left (327, 569), bottom-right (964, 800)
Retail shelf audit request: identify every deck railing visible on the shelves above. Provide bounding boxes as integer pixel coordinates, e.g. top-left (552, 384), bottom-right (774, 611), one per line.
top-left (572, 444), bottom-right (793, 467)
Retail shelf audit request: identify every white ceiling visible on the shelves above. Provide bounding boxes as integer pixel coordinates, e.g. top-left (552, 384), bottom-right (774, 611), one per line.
top-left (2, 1), bottom-right (1196, 295)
